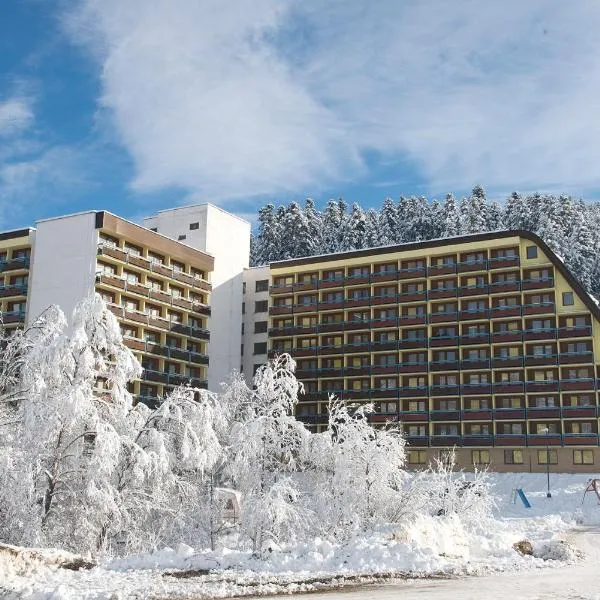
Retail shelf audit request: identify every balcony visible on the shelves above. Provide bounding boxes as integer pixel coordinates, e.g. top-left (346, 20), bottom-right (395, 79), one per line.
top-left (345, 342), bottom-right (372, 354)
top-left (491, 330), bottom-right (522, 343)
top-left (460, 358), bottom-right (490, 370)
top-left (431, 384), bottom-right (460, 396)
top-left (560, 378), bottom-right (596, 391)
top-left (562, 406), bottom-right (597, 418)
top-left (494, 408), bottom-right (525, 420)
top-left (142, 369), bottom-right (169, 384)
top-left (428, 263), bottom-right (456, 276)
top-left (558, 326), bottom-right (592, 339)
top-left (372, 294), bottom-right (398, 306)
top-left (524, 354), bottom-right (557, 367)
top-left (489, 305), bottom-right (521, 318)
top-left (563, 433), bottom-right (599, 445)
top-left (398, 290), bottom-right (427, 302)
top-left (526, 380), bottom-right (559, 393)
top-left (3, 309), bottom-right (25, 324)
top-left (399, 385), bottom-right (428, 397)
top-left (460, 333), bottom-right (490, 345)
top-left (527, 406), bottom-right (561, 419)
top-left (457, 259), bottom-right (487, 273)
top-left (430, 335), bottom-right (459, 347)
top-left (491, 356), bottom-right (523, 368)
top-left (459, 308), bottom-right (489, 320)
top-left (270, 283), bottom-right (294, 295)
top-left (405, 435), bottom-right (430, 446)
top-left (458, 284), bottom-right (489, 297)
top-left (429, 311), bottom-right (458, 323)
top-left (99, 273), bottom-right (125, 290)
top-left (292, 279), bottom-right (318, 292)
top-left (343, 319), bottom-right (371, 331)
top-left (559, 351), bottom-right (593, 364)
top-left (430, 360), bottom-right (459, 372)
top-left (493, 381), bottom-right (524, 394)
top-left (428, 288), bottom-right (457, 300)
top-left (371, 388), bottom-right (400, 399)
top-left (269, 304), bottom-right (293, 316)
top-left (462, 409), bottom-right (493, 421)
top-left (371, 270), bottom-right (398, 283)
top-left (345, 296), bottom-right (371, 309)
top-left (431, 435), bottom-right (462, 446)
top-left (527, 433), bottom-right (562, 446)
top-left (521, 277), bottom-right (554, 291)
top-left (488, 280), bottom-right (521, 294)
top-left (294, 302), bottom-right (319, 313)
top-left (398, 266), bottom-right (426, 280)
top-left (400, 411), bottom-right (429, 422)
top-left (494, 434), bottom-right (526, 446)
top-left (523, 327), bottom-right (556, 341)
top-left (399, 314), bottom-right (427, 326)
top-left (462, 434), bottom-right (494, 446)
top-left (342, 365), bottom-right (369, 376)
top-left (345, 272), bottom-right (371, 286)
top-left (372, 364), bottom-right (396, 375)
top-left (523, 302), bottom-right (555, 316)
top-left (372, 317), bottom-right (399, 328)
top-left (319, 276), bottom-right (345, 289)
top-left (398, 362), bottom-right (428, 373)
top-left (430, 409), bottom-right (460, 421)
top-left (290, 346), bottom-right (318, 357)
top-left (397, 338), bottom-right (426, 350)
top-left (461, 383), bottom-right (492, 395)
top-left (488, 255), bottom-right (520, 270)
top-left (0, 283), bottom-right (27, 297)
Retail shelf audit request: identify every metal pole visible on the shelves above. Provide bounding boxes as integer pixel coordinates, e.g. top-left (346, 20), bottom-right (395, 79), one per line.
top-left (545, 428), bottom-right (552, 498)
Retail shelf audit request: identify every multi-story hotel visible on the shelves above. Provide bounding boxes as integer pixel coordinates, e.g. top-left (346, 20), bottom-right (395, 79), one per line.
top-left (27, 210), bottom-right (214, 406)
top-left (266, 230), bottom-right (600, 472)
top-left (0, 228), bottom-right (34, 332)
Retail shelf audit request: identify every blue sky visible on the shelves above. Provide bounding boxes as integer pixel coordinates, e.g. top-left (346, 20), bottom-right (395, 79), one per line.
top-left (1, 1), bottom-right (600, 230)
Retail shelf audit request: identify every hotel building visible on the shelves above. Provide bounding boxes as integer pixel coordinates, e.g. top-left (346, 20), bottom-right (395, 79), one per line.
top-left (27, 211), bottom-right (214, 406)
top-left (266, 231), bottom-right (600, 472)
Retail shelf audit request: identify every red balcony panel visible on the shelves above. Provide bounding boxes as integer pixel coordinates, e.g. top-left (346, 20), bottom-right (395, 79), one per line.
top-left (459, 286), bottom-right (489, 297)
top-left (489, 282), bottom-right (520, 294)
top-left (373, 341), bottom-right (400, 352)
top-left (430, 313), bottom-right (458, 323)
top-left (526, 381), bottom-right (559, 393)
top-left (431, 385), bottom-right (460, 396)
top-left (320, 345), bottom-right (345, 355)
top-left (430, 337), bottom-right (459, 347)
top-left (399, 316), bottom-right (427, 326)
top-left (124, 310), bottom-right (147, 324)
top-left (100, 274), bottom-right (125, 290)
top-left (491, 332), bottom-right (522, 343)
top-left (489, 257), bottom-right (520, 269)
top-left (150, 263), bottom-right (173, 278)
top-left (493, 383), bottom-right (524, 394)
top-left (523, 329), bottom-right (556, 342)
top-left (431, 410), bottom-right (460, 421)
top-left (528, 436), bottom-right (561, 446)
top-left (490, 307), bottom-right (521, 318)
top-left (345, 343), bottom-right (371, 354)
top-left (123, 337), bottom-right (145, 351)
top-left (149, 289), bottom-right (171, 303)
top-left (293, 281), bottom-right (318, 292)
top-left (559, 327), bottom-right (593, 339)
top-left (269, 306), bottom-right (293, 316)
top-left (319, 301), bottom-right (345, 310)
top-left (559, 353), bottom-right (593, 364)
top-left (372, 365), bottom-right (397, 375)
top-left (292, 348), bottom-right (318, 358)
top-left (431, 435), bottom-right (461, 446)
top-left (428, 289), bottom-right (457, 300)
top-left (372, 295), bottom-right (398, 305)
top-left (523, 304), bottom-right (555, 316)
top-left (460, 310), bottom-right (489, 321)
top-left (400, 387), bottom-right (429, 398)
top-left (398, 363), bottom-right (428, 373)
top-left (463, 410), bottom-right (493, 421)
top-left (270, 285), bottom-right (294, 295)
top-left (458, 261), bottom-right (487, 273)
top-left (400, 412), bottom-right (430, 422)
top-left (528, 408), bottom-right (561, 419)
top-left (371, 389), bottom-right (400, 399)
top-left (564, 435), bottom-right (598, 445)
top-left (462, 384), bottom-right (492, 395)
top-left (320, 279), bottom-right (344, 289)
top-left (494, 435), bottom-right (526, 446)
top-left (460, 359), bottom-right (490, 370)
top-left (462, 436), bottom-right (494, 446)
top-left (319, 322), bottom-right (343, 333)
top-left (561, 380), bottom-right (596, 391)
top-left (398, 292), bottom-right (427, 302)
top-left (524, 356), bottom-right (558, 367)
top-left (494, 409), bottom-right (525, 419)
top-left (371, 272), bottom-right (398, 283)
top-left (148, 317), bottom-right (170, 330)
top-left (294, 304), bottom-right (318, 313)
top-left (372, 318), bottom-right (398, 329)
top-left (319, 368), bottom-right (344, 377)
top-left (562, 407), bottom-right (596, 418)
top-left (397, 339), bottom-right (426, 350)
top-left (345, 275), bottom-right (370, 286)
top-left (344, 321), bottom-right (371, 331)
top-left (398, 268), bottom-right (426, 280)
top-left (460, 335), bottom-right (490, 346)
top-left (492, 357), bottom-right (523, 369)
top-left (521, 278), bottom-right (554, 290)
top-left (405, 436), bottom-right (430, 446)
top-left (343, 366), bottom-right (370, 376)
top-left (431, 361), bottom-right (459, 372)
top-left (369, 413), bottom-right (398, 423)
top-left (428, 265), bottom-right (456, 276)
top-left (345, 298), bottom-right (371, 308)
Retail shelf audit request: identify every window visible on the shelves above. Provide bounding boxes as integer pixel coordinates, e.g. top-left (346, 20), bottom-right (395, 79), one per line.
top-left (537, 449), bottom-right (558, 465)
top-left (408, 450), bottom-right (428, 465)
top-left (144, 330), bottom-right (159, 344)
top-left (254, 321), bottom-right (268, 334)
top-left (255, 300), bottom-right (268, 313)
top-left (574, 450), bottom-right (594, 465)
top-left (255, 279), bottom-right (269, 292)
top-left (253, 342), bottom-right (267, 355)
top-left (98, 262), bottom-right (116, 276)
top-left (172, 260), bottom-right (184, 273)
top-left (562, 292), bottom-right (574, 306)
top-left (504, 449), bottom-right (523, 464)
top-left (124, 243), bottom-right (141, 256)
top-left (472, 450), bottom-right (490, 465)
top-left (178, 234), bottom-right (186, 241)
top-left (190, 222), bottom-right (199, 230)
top-left (148, 252), bottom-right (164, 265)
top-left (526, 245), bottom-right (538, 259)
top-left (408, 400), bottom-right (426, 411)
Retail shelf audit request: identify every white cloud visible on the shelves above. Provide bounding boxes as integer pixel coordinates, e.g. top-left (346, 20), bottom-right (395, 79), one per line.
top-left (0, 98), bottom-right (34, 137)
top-left (65, 0), bottom-right (600, 199)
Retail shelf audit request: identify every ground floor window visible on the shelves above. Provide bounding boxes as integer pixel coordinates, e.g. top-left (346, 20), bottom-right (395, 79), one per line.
top-left (574, 449), bottom-right (594, 465)
top-left (504, 449), bottom-right (523, 464)
top-left (408, 450), bottom-right (427, 465)
top-left (537, 449), bottom-right (558, 465)
top-left (472, 449), bottom-right (490, 465)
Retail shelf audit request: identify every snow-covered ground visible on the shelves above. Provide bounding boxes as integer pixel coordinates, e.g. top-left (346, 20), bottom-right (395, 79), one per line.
top-left (2, 472), bottom-right (599, 600)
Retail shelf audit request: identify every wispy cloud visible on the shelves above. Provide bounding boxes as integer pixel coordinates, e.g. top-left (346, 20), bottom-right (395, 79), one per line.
top-left (63, 0), bottom-right (600, 201)
top-left (0, 98), bottom-right (34, 137)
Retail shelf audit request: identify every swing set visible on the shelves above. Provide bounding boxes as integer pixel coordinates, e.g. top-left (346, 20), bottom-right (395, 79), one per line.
top-left (582, 478), bottom-right (600, 504)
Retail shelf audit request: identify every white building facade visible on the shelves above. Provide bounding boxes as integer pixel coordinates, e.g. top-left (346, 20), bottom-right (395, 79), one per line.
top-left (143, 204), bottom-right (250, 391)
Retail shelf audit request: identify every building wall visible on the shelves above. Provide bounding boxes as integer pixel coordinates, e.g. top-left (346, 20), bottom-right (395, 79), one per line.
top-left (143, 204), bottom-right (250, 391)
top-left (242, 265), bottom-right (270, 384)
top-left (28, 212), bottom-right (98, 326)
top-left (267, 231), bottom-right (600, 473)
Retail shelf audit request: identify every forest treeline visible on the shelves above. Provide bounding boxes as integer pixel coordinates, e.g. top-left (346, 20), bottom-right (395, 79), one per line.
top-left (250, 186), bottom-right (598, 296)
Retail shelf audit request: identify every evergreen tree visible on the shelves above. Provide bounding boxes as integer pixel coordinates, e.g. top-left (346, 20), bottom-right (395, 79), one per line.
top-left (304, 198), bottom-right (323, 255)
top-left (321, 199), bottom-right (346, 254)
top-left (341, 203), bottom-right (367, 250)
top-left (254, 204), bottom-right (279, 264)
top-left (460, 185), bottom-right (487, 233)
top-left (282, 202), bottom-right (311, 259)
top-left (442, 193), bottom-right (461, 237)
top-left (485, 200), bottom-right (504, 231)
top-left (378, 197), bottom-right (399, 245)
top-left (365, 209), bottom-right (382, 248)
top-left (504, 192), bottom-right (529, 230)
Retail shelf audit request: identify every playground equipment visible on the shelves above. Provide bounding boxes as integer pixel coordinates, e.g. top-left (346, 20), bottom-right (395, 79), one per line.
top-left (582, 478), bottom-right (600, 504)
top-left (511, 488), bottom-right (532, 508)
